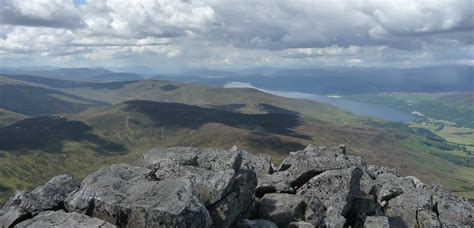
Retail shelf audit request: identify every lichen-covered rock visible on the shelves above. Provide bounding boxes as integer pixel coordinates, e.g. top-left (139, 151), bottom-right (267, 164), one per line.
top-left (66, 164), bottom-right (212, 228)
top-left (363, 216), bottom-right (389, 228)
top-left (297, 167), bottom-right (363, 226)
top-left (15, 211), bottom-right (115, 228)
top-left (138, 147), bottom-right (258, 228)
top-left (287, 221), bottom-right (315, 228)
top-left (256, 173), bottom-right (294, 197)
top-left (0, 174), bottom-right (79, 227)
top-left (257, 193), bottom-right (306, 227)
top-left (373, 173), bottom-right (438, 227)
top-left (230, 146), bottom-right (274, 177)
top-left (278, 145), bottom-right (364, 188)
top-left (346, 195), bottom-right (383, 227)
top-left (240, 219), bottom-right (278, 228)
top-left (431, 185), bottom-right (474, 227)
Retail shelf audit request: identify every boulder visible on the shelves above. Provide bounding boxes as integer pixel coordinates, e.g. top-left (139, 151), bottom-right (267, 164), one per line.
top-left (297, 167), bottom-right (363, 226)
top-left (373, 173), bottom-right (440, 227)
top-left (363, 216), bottom-right (389, 228)
top-left (66, 164), bottom-right (212, 228)
top-left (256, 173), bottom-right (294, 197)
top-left (287, 221), bottom-right (315, 228)
top-left (15, 211), bottom-right (115, 228)
top-left (346, 195), bottom-right (383, 227)
top-left (240, 219), bottom-right (278, 228)
top-left (431, 185), bottom-right (474, 227)
top-left (277, 145), bottom-right (364, 189)
top-left (0, 174), bottom-right (79, 227)
top-left (138, 147), bottom-right (258, 227)
top-left (257, 193), bottom-right (306, 227)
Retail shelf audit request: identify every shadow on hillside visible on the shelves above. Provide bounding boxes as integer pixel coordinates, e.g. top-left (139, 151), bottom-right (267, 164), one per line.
top-left (123, 100), bottom-right (311, 139)
top-left (2, 74), bottom-right (135, 90)
top-left (0, 116), bottom-right (125, 154)
top-left (0, 85), bottom-right (108, 116)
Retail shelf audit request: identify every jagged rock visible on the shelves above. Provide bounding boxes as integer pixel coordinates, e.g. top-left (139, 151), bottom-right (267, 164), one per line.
top-left (359, 171), bottom-right (375, 195)
top-left (416, 206), bottom-right (441, 227)
top-left (138, 147), bottom-right (258, 227)
top-left (240, 219), bottom-right (278, 228)
top-left (0, 174), bottom-right (79, 227)
top-left (366, 165), bottom-right (397, 179)
top-left (278, 145), bottom-right (364, 189)
top-left (15, 210), bottom-right (115, 228)
top-left (346, 195), bottom-right (383, 227)
top-left (66, 164), bottom-right (212, 228)
top-left (2, 145), bottom-right (473, 228)
top-left (240, 151), bottom-right (274, 177)
top-left (303, 198), bottom-right (325, 227)
top-left (374, 173), bottom-right (438, 227)
top-left (257, 193), bottom-right (306, 227)
top-left (363, 216), bottom-right (389, 228)
top-left (206, 168), bottom-right (257, 228)
top-left (297, 167), bottom-right (363, 226)
top-left (431, 185), bottom-right (474, 227)
top-left (256, 173), bottom-right (294, 197)
top-left (287, 221), bottom-right (315, 228)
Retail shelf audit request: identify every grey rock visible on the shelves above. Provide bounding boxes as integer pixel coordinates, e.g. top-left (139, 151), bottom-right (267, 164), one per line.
top-left (374, 173), bottom-right (438, 227)
top-left (297, 167), bottom-right (363, 222)
top-left (257, 193), bottom-right (306, 227)
top-left (364, 216), bottom-right (389, 228)
top-left (366, 165), bottom-right (397, 179)
top-left (304, 197), bottom-right (325, 227)
top-left (207, 167), bottom-right (257, 228)
top-left (417, 206), bottom-right (441, 228)
top-left (139, 147), bottom-right (257, 228)
top-left (0, 174), bottom-right (79, 227)
top-left (288, 221), bottom-right (315, 228)
top-left (256, 173), bottom-right (294, 198)
top-left (240, 219), bottom-right (278, 228)
top-left (346, 195), bottom-right (383, 228)
top-left (431, 185), bottom-right (474, 227)
top-left (15, 210), bottom-right (115, 228)
top-left (278, 145), bottom-right (364, 189)
top-left (66, 163), bottom-right (212, 228)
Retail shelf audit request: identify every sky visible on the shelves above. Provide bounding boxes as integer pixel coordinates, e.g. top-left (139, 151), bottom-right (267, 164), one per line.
top-left (0, 0), bottom-right (473, 72)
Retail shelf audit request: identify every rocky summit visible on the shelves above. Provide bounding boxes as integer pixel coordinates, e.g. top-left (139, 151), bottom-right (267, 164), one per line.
top-left (0, 145), bottom-right (472, 228)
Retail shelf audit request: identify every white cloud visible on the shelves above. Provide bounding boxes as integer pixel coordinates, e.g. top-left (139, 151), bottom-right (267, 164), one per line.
top-left (0, 0), bottom-right (472, 69)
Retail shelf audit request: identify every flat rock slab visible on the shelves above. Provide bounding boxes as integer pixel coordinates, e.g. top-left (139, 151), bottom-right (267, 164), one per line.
top-left (257, 193), bottom-right (306, 227)
top-left (66, 163), bottom-right (212, 228)
top-left (15, 211), bottom-right (115, 228)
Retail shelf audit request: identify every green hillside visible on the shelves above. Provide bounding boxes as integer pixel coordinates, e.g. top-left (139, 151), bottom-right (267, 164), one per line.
top-left (1, 100), bottom-right (473, 204)
top-left (0, 76), bottom-right (108, 116)
top-left (0, 109), bottom-right (26, 127)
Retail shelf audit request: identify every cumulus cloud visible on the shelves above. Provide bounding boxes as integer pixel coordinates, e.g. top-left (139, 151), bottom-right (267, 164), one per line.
top-left (0, 0), bottom-right (84, 28)
top-left (0, 0), bottom-right (472, 69)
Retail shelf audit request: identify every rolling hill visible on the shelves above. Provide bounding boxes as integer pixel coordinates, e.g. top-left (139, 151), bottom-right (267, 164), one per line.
top-left (1, 100), bottom-right (473, 204)
top-left (0, 109), bottom-right (26, 127)
top-left (0, 67), bottom-right (143, 82)
top-left (0, 84), bottom-right (108, 116)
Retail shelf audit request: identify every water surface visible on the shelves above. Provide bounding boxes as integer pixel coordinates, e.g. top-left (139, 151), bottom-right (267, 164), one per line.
top-left (224, 82), bottom-right (416, 122)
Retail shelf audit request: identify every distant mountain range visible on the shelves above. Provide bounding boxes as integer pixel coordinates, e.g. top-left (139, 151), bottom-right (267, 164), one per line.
top-left (0, 67), bottom-right (143, 82)
top-left (155, 65), bottom-right (474, 94)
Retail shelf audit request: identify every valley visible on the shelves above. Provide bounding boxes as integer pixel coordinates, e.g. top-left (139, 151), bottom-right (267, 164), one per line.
top-left (0, 74), bottom-right (473, 205)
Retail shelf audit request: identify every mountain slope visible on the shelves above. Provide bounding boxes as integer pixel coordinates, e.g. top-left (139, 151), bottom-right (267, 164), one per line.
top-left (1, 100), bottom-right (473, 204)
top-left (0, 109), bottom-right (26, 127)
